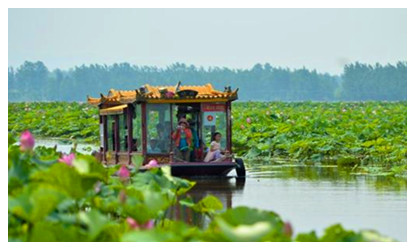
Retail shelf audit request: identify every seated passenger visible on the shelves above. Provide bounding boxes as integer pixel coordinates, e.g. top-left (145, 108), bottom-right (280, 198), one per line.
top-left (147, 139), bottom-right (161, 154)
top-left (204, 132), bottom-right (226, 162)
top-left (171, 118), bottom-right (193, 162)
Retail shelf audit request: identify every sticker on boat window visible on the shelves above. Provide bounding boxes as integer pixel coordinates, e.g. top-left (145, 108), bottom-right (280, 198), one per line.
top-left (203, 112), bottom-right (217, 126)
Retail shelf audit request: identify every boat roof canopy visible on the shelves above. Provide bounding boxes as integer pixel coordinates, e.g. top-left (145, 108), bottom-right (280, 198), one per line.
top-left (87, 82), bottom-right (238, 106)
top-left (99, 104), bottom-right (127, 115)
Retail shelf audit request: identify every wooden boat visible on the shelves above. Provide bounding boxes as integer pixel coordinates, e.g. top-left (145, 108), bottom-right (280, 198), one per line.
top-left (87, 82), bottom-right (246, 177)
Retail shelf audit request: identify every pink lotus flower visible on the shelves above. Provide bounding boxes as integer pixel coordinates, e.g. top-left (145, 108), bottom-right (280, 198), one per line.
top-left (126, 217), bottom-right (139, 229)
top-left (148, 159), bottom-right (158, 167)
top-left (20, 130), bottom-right (35, 151)
top-left (140, 220), bottom-right (155, 229)
top-left (59, 153), bottom-right (75, 166)
top-left (283, 222), bottom-right (293, 238)
top-left (246, 117), bottom-right (252, 124)
top-left (118, 165), bottom-right (130, 181)
top-left (142, 159), bottom-right (159, 169)
top-left (126, 218), bottom-right (154, 230)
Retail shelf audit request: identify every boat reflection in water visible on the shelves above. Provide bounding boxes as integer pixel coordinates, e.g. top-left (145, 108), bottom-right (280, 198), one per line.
top-left (166, 177), bottom-right (245, 227)
top-left (164, 164), bottom-right (406, 241)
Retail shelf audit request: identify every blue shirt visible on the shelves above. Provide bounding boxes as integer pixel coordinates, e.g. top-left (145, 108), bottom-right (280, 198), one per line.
top-left (178, 130), bottom-right (189, 151)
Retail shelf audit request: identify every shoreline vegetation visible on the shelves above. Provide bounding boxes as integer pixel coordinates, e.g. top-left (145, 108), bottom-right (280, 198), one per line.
top-left (8, 101), bottom-right (407, 178)
top-left (8, 132), bottom-right (397, 242)
top-left (8, 61), bottom-right (406, 102)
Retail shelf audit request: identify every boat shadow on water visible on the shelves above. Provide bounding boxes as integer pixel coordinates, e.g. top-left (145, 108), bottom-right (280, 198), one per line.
top-left (166, 176), bottom-right (246, 228)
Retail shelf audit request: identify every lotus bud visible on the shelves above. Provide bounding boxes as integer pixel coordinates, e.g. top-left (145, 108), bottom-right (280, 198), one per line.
top-left (126, 217), bottom-right (139, 230)
top-left (59, 153), bottom-right (75, 166)
top-left (19, 130), bottom-right (35, 151)
top-left (140, 220), bottom-right (155, 230)
top-left (283, 222), bottom-right (293, 238)
top-left (148, 159), bottom-right (158, 167)
top-left (118, 165), bottom-right (130, 181)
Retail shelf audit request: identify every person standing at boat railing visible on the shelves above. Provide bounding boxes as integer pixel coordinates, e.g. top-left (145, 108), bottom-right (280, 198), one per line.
top-left (171, 118), bottom-right (193, 162)
top-left (188, 119), bottom-right (201, 161)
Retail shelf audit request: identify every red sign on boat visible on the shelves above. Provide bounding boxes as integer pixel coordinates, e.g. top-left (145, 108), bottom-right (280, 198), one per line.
top-left (201, 103), bottom-right (226, 112)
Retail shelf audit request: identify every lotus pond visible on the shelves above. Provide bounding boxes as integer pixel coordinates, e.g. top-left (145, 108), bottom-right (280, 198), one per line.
top-left (8, 100), bottom-right (407, 242)
top-left (8, 101), bottom-right (407, 177)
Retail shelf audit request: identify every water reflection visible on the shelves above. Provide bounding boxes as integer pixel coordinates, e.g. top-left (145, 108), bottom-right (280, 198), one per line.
top-left (35, 138), bottom-right (99, 155)
top-left (167, 177), bottom-right (245, 228)
top-left (247, 162), bottom-right (407, 192)
top-left (167, 161), bottom-right (407, 241)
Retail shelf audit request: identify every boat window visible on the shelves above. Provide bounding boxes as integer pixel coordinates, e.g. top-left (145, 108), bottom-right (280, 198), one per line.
top-left (99, 116), bottom-right (104, 148)
top-left (119, 113), bottom-right (127, 151)
top-left (146, 104), bottom-right (171, 154)
top-left (107, 115), bottom-right (116, 151)
top-left (201, 103), bottom-right (227, 151)
top-left (132, 104), bottom-right (142, 152)
top-left (172, 104), bottom-right (202, 161)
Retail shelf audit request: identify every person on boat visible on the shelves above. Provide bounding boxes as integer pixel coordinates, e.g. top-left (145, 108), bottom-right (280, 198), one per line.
top-left (204, 132), bottom-right (226, 162)
top-left (171, 118), bottom-right (193, 162)
top-left (132, 137), bottom-right (143, 152)
top-left (188, 119), bottom-right (201, 161)
top-left (147, 138), bottom-right (161, 154)
top-left (156, 123), bottom-right (169, 152)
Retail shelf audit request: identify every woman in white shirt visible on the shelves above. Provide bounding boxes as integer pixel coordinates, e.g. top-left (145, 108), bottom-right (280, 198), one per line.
top-left (204, 132), bottom-right (224, 162)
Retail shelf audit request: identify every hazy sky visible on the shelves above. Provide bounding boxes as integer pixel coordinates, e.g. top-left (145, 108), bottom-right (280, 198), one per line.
top-left (8, 8), bottom-right (406, 74)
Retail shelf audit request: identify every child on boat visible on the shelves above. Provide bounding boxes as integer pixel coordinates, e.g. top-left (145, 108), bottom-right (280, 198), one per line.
top-left (204, 132), bottom-right (224, 162)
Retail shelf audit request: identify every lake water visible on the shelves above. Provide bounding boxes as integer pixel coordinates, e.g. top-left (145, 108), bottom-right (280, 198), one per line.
top-left (35, 138), bottom-right (99, 155)
top-left (185, 164), bottom-right (407, 241)
top-left (37, 139), bottom-right (407, 241)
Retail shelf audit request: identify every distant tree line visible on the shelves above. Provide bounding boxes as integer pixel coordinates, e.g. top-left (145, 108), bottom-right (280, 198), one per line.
top-left (339, 62), bottom-right (407, 101)
top-left (8, 61), bottom-right (406, 102)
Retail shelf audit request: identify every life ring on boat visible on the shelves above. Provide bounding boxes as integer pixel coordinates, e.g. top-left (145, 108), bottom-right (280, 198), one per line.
top-left (235, 158), bottom-right (246, 178)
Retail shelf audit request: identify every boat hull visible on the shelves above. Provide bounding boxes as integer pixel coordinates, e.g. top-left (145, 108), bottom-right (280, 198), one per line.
top-left (170, 162), bottom-right (237, 177)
